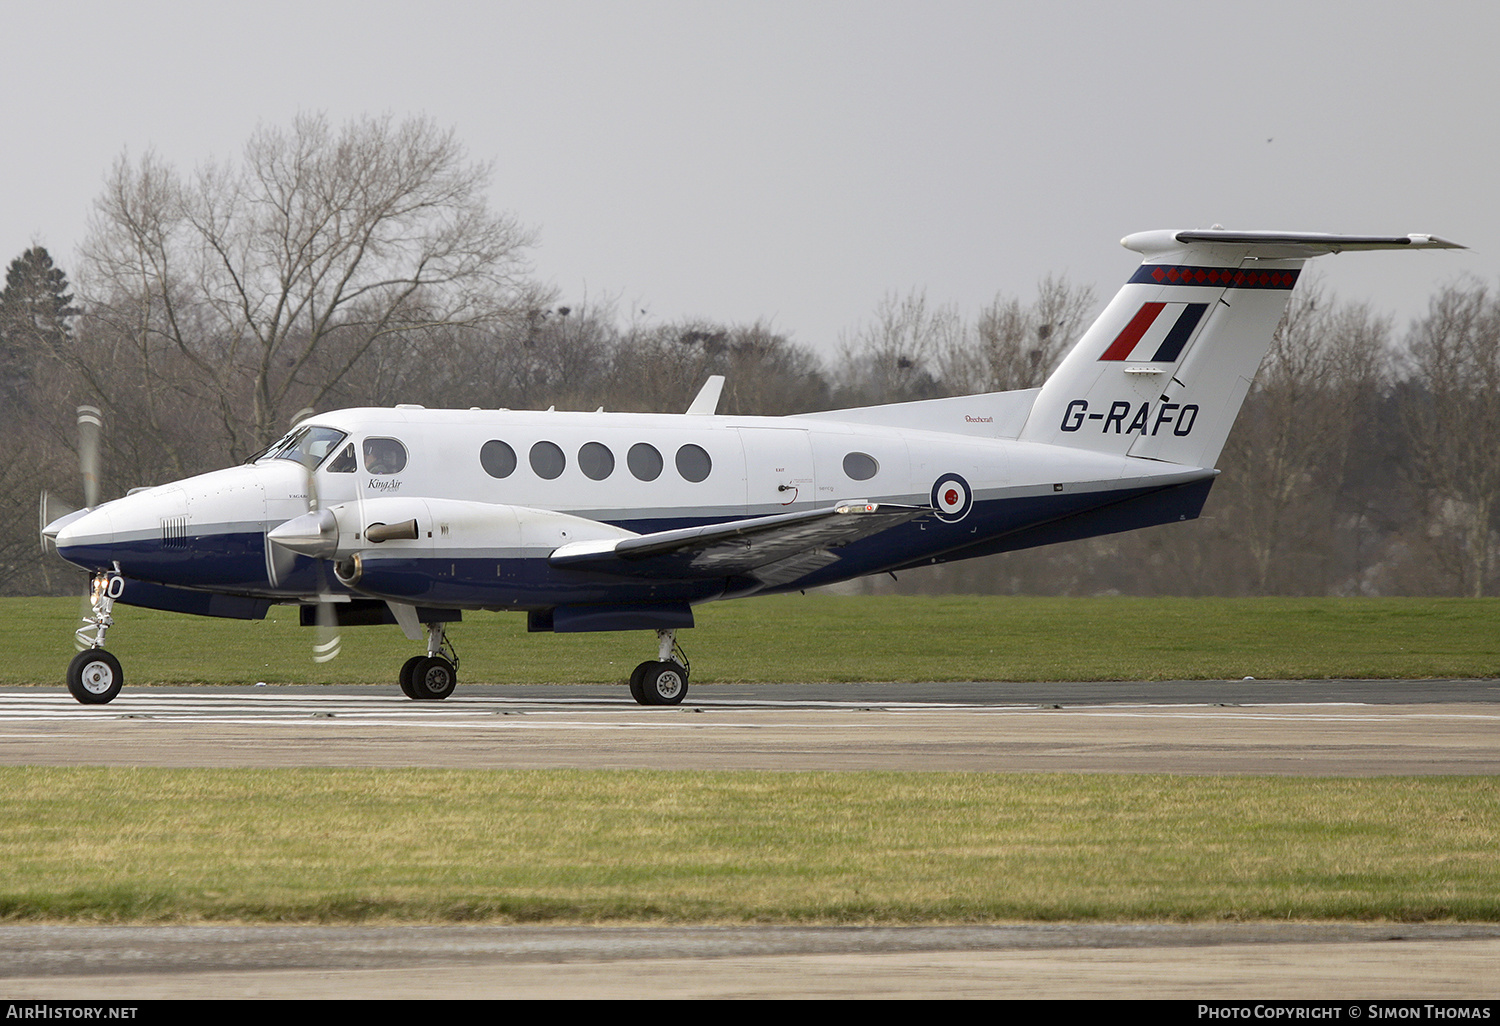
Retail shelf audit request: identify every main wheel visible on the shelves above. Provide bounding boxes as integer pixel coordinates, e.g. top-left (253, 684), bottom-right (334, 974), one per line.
top-left (640, 660), bottom-right (688, 706)
top-left (398, 655), bottom-right (425, 699)
top-left (410, 656), bottom-right (457, 700)
top-left (629, 661), bottom-right (650, 704)
top-left (67, 649), bottom-right (123, 705)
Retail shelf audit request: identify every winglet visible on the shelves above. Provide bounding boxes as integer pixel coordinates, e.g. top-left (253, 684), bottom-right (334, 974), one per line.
top-left (686, 375), bottom-right (725, 415)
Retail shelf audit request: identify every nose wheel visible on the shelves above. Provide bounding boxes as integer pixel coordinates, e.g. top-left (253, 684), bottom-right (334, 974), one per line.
top-left (629, 629), bottom-right (689, 705)
top-left (67, 648), bottom-right (123, 704)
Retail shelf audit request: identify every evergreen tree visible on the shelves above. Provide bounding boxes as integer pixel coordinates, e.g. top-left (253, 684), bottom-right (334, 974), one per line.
top-left (0, 246), bottom-right (79, 408)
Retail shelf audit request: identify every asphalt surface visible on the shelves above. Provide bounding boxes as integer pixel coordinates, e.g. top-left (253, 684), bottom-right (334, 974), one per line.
top-left (1, 681), bottom-right (1495, 774)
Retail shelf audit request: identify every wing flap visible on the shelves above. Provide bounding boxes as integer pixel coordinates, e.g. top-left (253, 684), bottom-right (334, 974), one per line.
top-left (550, 502), bottom-right (929, 582)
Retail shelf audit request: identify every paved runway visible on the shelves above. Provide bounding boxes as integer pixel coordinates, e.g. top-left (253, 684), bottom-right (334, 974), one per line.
top-left (2, 680), bottom-right (1497, 999)
top-left (1, 681), bottom-right (1496, 774)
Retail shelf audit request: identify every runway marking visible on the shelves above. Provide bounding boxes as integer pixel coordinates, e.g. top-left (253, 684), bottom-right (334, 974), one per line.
top-left (4, 693), bottom-right (1494, 776)
top-left (2, 694), bottom-right (1496, 733)
top-left (0, 693), bottom-right (995, 719)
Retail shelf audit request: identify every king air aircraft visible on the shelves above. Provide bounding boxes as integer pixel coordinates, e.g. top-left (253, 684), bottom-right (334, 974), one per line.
top-left (44, 229), bottom-right (1460, 706)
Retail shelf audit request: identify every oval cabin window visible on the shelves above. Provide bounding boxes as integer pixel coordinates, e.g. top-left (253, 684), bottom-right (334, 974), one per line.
top-left (675, 443), bottom-right (712, 483)
top-left (529, 440), bottom-right (566, 480)
top-left (628, 443), bottom-right (663, 481)
top-left (480, 440), bottom-right (517, 479)
top-left (843, 452), bottom-right (879, 481)
top-left (579, 441), bottom-right (615, 481)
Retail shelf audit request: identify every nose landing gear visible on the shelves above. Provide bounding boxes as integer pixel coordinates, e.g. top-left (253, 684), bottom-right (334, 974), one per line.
top-left (629, 629), bottom-right (689, 706)
top-left (67, 569), bottom-right (125, 704)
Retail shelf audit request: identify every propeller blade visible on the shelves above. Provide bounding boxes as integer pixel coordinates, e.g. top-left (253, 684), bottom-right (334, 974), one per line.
top-left (265, 538), bottom-right (298, 588)
top-left (77, 406), bottom-right (102, 509)
top-left (39, 490), bottom-right (79, 553)
top-left (312, 600), bottom-right (342, 663)
top-left (298, 433), bottom-right (343, 665)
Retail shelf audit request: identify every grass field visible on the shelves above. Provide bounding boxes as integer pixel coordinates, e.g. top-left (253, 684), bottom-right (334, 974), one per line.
top-left (4, 593), bottom-right (1500, 686)
top-left (3, 593), bottom-right (1497, 925)
top-left (1, 769), bottom-right (1495, 924)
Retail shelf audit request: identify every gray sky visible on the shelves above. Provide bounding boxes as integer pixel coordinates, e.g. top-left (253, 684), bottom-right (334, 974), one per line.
top-left (3, 0), bottom-right (1494, 358)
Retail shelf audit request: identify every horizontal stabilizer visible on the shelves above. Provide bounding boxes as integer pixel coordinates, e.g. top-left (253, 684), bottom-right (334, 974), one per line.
top-left (1135, 230), bottom-right (1465, 256)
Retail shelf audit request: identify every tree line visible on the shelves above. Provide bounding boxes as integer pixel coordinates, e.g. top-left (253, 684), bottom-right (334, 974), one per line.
top-left (2, 114), bottom-right (1495, 597)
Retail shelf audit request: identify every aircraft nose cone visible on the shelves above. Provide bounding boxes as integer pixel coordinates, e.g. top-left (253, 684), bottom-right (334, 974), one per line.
top-left (52, 507), bottom-right (118, 570)
top-left (268, 509), bottom-right (339, 559)
top-left (42, 507), bottom-right (92, 543)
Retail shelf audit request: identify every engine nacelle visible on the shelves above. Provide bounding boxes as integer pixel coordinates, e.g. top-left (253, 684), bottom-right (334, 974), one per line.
top-left (269, 497), bottom-right (637, 589)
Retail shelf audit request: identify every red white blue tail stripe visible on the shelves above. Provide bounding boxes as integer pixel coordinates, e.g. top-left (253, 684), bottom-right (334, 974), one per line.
top-left (1098, 302), bottom-right (1208, 362)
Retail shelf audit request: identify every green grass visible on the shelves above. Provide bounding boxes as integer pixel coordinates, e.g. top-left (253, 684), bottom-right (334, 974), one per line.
top-left (0, 768), bottom-right (1494, 924)
top-left (2, 594), bottom-right (1499, 685)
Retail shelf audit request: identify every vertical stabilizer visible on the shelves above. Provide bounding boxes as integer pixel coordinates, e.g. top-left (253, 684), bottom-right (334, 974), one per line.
top-left (1018, 230), bottom-right (1461, 468)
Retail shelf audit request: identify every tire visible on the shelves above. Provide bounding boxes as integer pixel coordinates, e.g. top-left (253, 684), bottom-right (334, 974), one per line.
top-left (410, 656), bottom-right (457, 700)
top-left (398, 655), bottom-right (425, 699)
top-left (629, 661), bottom-right (651, 705)
top-left (67, 649), bottom-right (123, 705)
top-left (641, 661), bottom-right (688, 706)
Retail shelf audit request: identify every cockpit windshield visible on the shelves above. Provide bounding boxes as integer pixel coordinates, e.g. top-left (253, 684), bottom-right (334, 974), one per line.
top-left (256, 426), bottom-right (349, 470)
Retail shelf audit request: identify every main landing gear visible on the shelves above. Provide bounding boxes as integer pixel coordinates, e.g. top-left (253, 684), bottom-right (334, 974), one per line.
top-left (629, 628), bottom-right (689, 706)
top-left (399, 621), bottom-right (458, 700)
top-left (67, 569), bottom-right (125, 704)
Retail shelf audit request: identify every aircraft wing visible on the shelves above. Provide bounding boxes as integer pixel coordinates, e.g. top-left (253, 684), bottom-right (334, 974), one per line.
top-left (549, 502), bottom-right (929, 585)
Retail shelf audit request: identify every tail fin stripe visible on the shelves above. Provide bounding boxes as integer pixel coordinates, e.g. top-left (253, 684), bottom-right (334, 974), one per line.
top-left (1128, 264), bottom-right (1301, 290)
top-left (1150, 303), bottom-right (1209, 362)
top-left (1099, 302), bottom-right (1166, 361)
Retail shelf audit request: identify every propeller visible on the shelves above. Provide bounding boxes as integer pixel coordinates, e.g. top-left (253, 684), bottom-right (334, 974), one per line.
top-left (302, 441), bottom-right (343, 665)
top-left (39, 491), bottom-right (76, 553)
top-left (262, 419), bottom-right (342, 665)
top-left (35, 407), bottom-right (111, 652)
top-left (39, 406), bottom-right (103, 553)
top-left (78, 405), bottom-right (101, 508)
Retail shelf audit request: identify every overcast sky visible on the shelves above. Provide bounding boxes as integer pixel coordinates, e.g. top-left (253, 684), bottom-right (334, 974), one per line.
top-left (2, 1), bottom-right (1494, 360)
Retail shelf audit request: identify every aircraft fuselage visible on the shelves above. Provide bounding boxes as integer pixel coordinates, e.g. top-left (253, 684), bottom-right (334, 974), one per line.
top-left (53, 405), bottom-right (1215, 616)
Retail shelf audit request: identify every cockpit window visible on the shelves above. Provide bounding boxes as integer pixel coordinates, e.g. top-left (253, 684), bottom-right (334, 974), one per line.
top-left (325, 443), bottom-right (357, 474)
top-left (363, 437), bottom-right (408, 475)
top-left (261, 426), bottom-right (348, 469)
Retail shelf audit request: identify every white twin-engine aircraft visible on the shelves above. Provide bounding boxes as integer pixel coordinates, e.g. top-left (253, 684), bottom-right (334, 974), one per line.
top-left (44, 229), bottom-right (1460, 706)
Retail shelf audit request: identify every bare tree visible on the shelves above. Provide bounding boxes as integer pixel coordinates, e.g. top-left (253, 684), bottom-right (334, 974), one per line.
top-left (833, 290), bottom-right (957, 404)
top-left (1398, 280), bottom-right (1500, 596)
top-left (75, 113), bottom-right (545, 462)
top-left (1209, 284), bottom-right (1394, 593)
top-left (939, 274), bottom-right (1096, 393)
top-left (591, 317), bottom-right (824, 416)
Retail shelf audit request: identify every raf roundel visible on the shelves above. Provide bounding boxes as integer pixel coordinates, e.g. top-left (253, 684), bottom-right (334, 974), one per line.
top-left (930, 473), bottom-right (973, 522)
